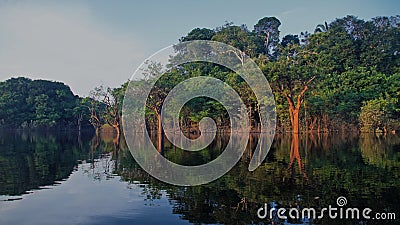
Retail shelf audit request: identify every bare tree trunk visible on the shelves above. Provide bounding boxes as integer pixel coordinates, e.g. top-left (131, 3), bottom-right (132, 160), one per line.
top-left (249, 105), bottom-right (253, 132)
top-left (281, 76), bottom-right (315, 134)
top-left (113, 124), bottom-right (121, 138)
top-left (77, 114), bottom-right (82, 132)
top-left (156, 112), bottom-right (164, 153)
top-left (77, 114), bottom-right (82, 149)
top-left (248, 133), bottom-right (253, 159)
top-left (309, 116), bottom-right (317, 132)
top-left (284, 91), bottom-right (304, 134)
top-left (257, 103), bottom-right (263, 133)
top-left (317, 117), bottom-right (321, 133)
top-left (322, 114), bottom-right (329, 133)
top-left (289, 106), bottom-right (301, 134)
top-left (95, 127), bottom-right (100, 137)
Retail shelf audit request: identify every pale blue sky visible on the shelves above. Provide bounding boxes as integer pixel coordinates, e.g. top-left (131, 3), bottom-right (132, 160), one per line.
top-left (0, 0), bottom-right (399, 96)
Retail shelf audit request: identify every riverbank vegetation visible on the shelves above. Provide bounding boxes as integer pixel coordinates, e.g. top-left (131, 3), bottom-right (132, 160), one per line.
top-left (1, 15), bottom-right (399, 134)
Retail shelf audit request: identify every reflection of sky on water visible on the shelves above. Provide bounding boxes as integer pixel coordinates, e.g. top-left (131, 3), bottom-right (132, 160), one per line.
top-left (0, 132), bottom-right (399, 225)
top-left (0, 158), bottom-right (191, 225)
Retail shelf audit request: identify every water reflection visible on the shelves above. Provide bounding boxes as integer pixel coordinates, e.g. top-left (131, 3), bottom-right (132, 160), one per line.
top-left (0, 130), bottom-right (90, 196)
top-left (0, 130), bottom-right (399, 224)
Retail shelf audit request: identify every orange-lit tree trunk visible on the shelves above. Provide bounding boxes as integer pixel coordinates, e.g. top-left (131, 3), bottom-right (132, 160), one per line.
top-left (282, 79), bottom-right (313, 134)
top-left (267, 44), bottom-right (318, 134)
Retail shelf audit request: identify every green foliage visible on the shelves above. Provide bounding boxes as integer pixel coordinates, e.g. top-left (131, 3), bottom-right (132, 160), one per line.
top-left (302, 15), bottom-right (399, 132)
top-left (34, 94), bottom-right (59, 127)
top-left (0, 77), bottom-right (80, 129)
top-left (1, 15), bottom-right (399, 133)
top-left (211, 25), bottom-right (265, 58)
top-left (359, 96), bottom-right (400, 132)
top-left (126, 15), bottom-right (400, 133)
top-left (281, 34), bottom-right (299, 47)
top-left (253, 16), bottom-right (281, 58)
top-left (180, 28), bottom-right (215, 41)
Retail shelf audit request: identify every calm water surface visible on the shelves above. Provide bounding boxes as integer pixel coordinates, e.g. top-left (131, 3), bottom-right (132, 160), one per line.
top-left (0, 130), bottom-right (399, 225)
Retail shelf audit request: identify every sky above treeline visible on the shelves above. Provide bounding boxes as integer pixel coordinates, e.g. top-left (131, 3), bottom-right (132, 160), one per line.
top-left (0, 0), bottom-right (399, 96)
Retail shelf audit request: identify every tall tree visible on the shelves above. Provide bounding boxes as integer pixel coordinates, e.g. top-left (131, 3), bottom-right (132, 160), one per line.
top-left (89, 84), bottom-right (127, 137)
top-left (211, 25), bottom-right (265, 58)
top-left (253, 17), bottom-right (281, 59)
top-left (263, 43), bottom-right (319, 133)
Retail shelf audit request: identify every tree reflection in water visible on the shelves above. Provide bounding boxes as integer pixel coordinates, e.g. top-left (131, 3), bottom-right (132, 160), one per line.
top-left (116, 132), bottom-right (400, 224)
top-left (0, 130), bottom-right (399, 224)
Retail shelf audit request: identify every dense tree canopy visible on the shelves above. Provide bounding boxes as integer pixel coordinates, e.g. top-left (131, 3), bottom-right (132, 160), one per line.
top-left (1, 15), bottom-right (399, 133)
top-left (167, 15), bottom-right (399, 133)
top-left (0, 77), bottom-right (83, 129)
